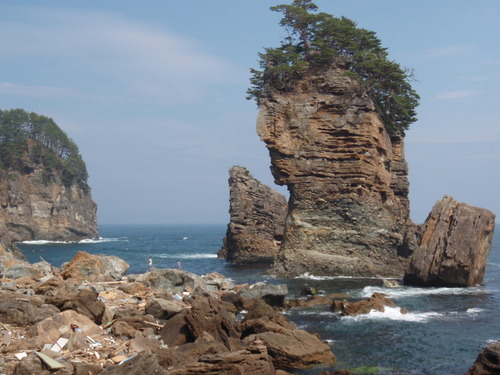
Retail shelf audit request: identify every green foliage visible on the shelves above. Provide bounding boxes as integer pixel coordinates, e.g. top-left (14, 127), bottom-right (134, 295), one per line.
top-left (0, 109), bottom-right (89, 189)
top-left (247, 0), bottom-right (419, 135)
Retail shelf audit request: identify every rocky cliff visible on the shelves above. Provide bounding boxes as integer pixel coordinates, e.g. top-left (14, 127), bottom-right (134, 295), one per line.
top-left (218, 166), bottom-right (288, 265)
top-left (256, 63), bottom-right (416, 277)
top-left (0, 165), bottom-right (98, 243)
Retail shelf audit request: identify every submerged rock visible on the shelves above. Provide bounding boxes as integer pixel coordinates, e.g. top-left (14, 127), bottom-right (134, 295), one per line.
top-left (331, 292), bottom-right (407, 317)
top-left (404, 196), bottom-right (495, 287)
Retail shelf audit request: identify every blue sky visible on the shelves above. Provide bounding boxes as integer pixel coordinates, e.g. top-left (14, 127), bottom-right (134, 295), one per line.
top-left (1, 1), bottom-right (499, 225)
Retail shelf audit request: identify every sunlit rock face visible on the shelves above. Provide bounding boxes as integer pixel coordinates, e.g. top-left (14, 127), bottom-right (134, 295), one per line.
top-left (0, 165), bottom-right (98, 243)
top-left (257, 64), bottom-right (415, 278)
top-left (218, 166), bottom-right (288, 265)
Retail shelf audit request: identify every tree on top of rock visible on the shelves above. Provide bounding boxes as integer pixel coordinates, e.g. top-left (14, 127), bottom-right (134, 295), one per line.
top-left (247, 0), bottom-right (420, 136)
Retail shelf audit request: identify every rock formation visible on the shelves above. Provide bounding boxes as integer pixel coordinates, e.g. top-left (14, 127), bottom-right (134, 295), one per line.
top-left (0, 164), bottom-right (98, 242)
top-left (466, 342), bottom-right (500, 375)
top-left (256, 62), bottom-right (415, 278)
top-left (218, 166), bottom-right (288, 265)
top-left (404, 196), bottom-right (496, 287)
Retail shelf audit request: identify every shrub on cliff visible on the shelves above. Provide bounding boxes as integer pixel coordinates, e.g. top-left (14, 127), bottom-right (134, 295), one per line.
top-left (247, 0), bottom-right (420, 136)
top-left (0, 109), bottom-right (89, 190)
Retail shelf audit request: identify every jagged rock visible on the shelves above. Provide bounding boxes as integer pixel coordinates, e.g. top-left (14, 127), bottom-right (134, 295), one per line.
top-left (145, 297), bottom-right (185, 320)
top-left (0, 291), bottom-right (58, 326)
top-left (60, 251), bottom-right (129, 281)
top-left (257, 63), bottom-right (415, 278)
top-left (112, 320), bottom-right (139, 339)
top-left (331, 292), bottom-right (406, 316)
top-left (159, 310), bottom-right (191, 347)
top-left (238, 282), bottom-right (288, 307)
top-left (466, 342), bottom-right (500, 375)
top-left (61, 288), bottom-right (106, 324)
top-left (244, 330), bottom-right (335, 369)
top-left (404, 196), bottom-right (496, 287)
top-left (183, 294), bottom-right (241, 349)
top-left (219, 166), bottom-right (288, 265)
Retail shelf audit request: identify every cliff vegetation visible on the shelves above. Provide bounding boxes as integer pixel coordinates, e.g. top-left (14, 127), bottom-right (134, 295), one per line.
top-left (247, 0), bottom-right (420, 135)
top-left (0, 108), bottom-right (89, 191)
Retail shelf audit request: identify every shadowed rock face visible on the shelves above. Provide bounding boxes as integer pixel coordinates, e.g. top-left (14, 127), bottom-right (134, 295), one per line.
top-left (0, 165), bottom-right (98, 242)
top-left (404, 196), bottom-right (496, 287)
top-left (219, 166), bottom-right (288, 265)
top-left (257, 64), bottom-right (415, 278)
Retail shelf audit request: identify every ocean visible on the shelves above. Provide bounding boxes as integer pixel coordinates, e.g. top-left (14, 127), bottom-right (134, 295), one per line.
top-left (18, 223), bottom-right (500, 375)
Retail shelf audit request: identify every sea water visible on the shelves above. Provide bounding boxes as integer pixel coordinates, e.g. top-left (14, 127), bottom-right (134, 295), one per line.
top-left (18, 224), bottom-right (500, 375)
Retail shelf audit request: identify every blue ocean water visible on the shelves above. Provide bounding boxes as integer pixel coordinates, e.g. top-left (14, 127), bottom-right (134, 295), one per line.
top-left (18, 224), bottom-right (500, 375)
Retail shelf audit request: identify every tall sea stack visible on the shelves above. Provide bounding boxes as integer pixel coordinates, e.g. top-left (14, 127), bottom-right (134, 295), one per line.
top-left (257, 63), bottom-right (416, 277)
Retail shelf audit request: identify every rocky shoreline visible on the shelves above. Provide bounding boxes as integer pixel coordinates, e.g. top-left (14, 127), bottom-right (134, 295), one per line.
top-left (1, 251), bottom-right (497, 374)
top-left (0, 251), bottom-right (340, 375)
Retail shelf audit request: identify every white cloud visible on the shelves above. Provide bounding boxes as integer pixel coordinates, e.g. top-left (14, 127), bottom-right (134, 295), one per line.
top-left (1, 7), bottom-right (243, 104)
top-left (434, 89), bottom-right (481, 100)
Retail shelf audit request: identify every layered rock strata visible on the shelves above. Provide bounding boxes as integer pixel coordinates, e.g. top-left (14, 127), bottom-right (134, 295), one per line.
top-left (218, 166), bottom-right (288, 265)
top-left (257, 63), bottom-right (415, 277)
top-left (0, 166), bottom-right (98, 242)
top-left (404, 196), bottom-right (495, 287)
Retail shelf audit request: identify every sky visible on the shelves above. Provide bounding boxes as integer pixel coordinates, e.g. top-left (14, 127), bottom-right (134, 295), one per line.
top-left (1, 1), bottom-right (499, 225)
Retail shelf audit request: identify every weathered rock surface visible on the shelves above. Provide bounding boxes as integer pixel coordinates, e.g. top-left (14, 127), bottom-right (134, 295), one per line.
top-left (219, 166), bottom-right (288, 265)
top-left (404, 196), bottom-right (496, 287)
top-left (331, 292), bottom-right (407, 316)
top-left (60, 251), bottom-right (129, 281)
top-left (0, 165), bottom-right (98, 242)
top-left (466, 342), bottom-right (500, 375)
top-left (238, 282), bottom-right (288, 308)
top-left (257, 63), bottom-right (415, 278)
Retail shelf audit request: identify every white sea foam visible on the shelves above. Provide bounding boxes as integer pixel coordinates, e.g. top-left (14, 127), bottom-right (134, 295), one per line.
top-left (295, 272), bottom-right (379, 280)
top-left (157, 253), bottom-right (217, 259)
top-left (20, 237), bottom-right (126, 245)
top-left (341, 306), bottom-right (443, 323)
top-left (360, 285), bottom-right (485, 299)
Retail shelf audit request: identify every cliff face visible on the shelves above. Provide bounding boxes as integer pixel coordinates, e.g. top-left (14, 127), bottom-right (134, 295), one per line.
top-left (218, 166), bottom-right (288, 265)
top-left (0, 166), bottom-right (98, 242)
top-left (257, 64), bottom-right (415, 277)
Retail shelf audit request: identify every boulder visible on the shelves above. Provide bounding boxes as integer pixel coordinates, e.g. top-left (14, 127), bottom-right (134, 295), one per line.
top-left (165, 338), bottom-right (276, 375)
top-left (100, 350), bottom-right (168, 375)
top-left (145, 297), bottom-right (185, 320)
top-left (218, 166), bottom-right (288, 265)
top-left (183, 293), bottom-right (241, 349)
top-left (139, 268), bottom-right (205, 294)
top-left (159, 310), bottom-right (191, 347)
top-left (27, 309), bottom-right (102, 343)
top-left (202, 272), bottom-right (235, 291)
top-left (239, 282), bottom-right (288, 307)
top-left (60, 251), bottom-right (129, 281)
top-left (244, 329), bottom-right (335, 369)
top-left (466, 342), bottom-right (500, 375)
top-left (404, 196), bottom-right (496, 287)
top-left (0, 291), bottom-right (58, 326)
top-left (331, 293), bottom-right (406, 316)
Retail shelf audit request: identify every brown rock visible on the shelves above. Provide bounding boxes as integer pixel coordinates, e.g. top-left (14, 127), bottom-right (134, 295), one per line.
top-left (100, 350), bottom-right (167, 375)
top-left (62, 288), bottom-right (106, 324)
top-left (219, 166), bottom-right (288, 265)
top-left (12, 352), bottom-right (43, 375)
top-left (27, 309), bottom-right (102, 343)
top-left (257, 64), bottom-right (415, 278)
top-left (466, 342), bottom-right (500, 375)
top-left (60, 251), bottom-right (129, 281)
top-left (112, 320), bottom-right (138, 339)
top-left (145, 297), bottom-right (185, 320)
top-left (245, 330), bottom-right (335, 369)
top-left (183, 294), bottom-right (241, 349)
top-left (331, 293), bottom-right (402, 316)
top-left (159, 310), bottom-right (191, 347)
top-left (404, 196), bottom-right (496, 287)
